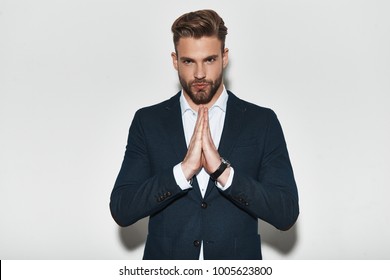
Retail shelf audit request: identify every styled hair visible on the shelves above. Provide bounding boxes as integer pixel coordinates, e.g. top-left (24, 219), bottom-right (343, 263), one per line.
top-left (171, 9), bottom-right (228, 51)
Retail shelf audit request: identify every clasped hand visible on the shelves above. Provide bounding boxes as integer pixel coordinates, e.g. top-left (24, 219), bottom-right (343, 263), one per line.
top-left (181, 106), bottom-right (223, 181)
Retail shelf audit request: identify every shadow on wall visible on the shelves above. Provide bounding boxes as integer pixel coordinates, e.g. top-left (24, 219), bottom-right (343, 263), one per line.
top-left (118, 218), bottom-right (299, 257)
top-left (258, 220), bottom-right (299, 256)
top-left (118, 217), bottom-right (149, 251)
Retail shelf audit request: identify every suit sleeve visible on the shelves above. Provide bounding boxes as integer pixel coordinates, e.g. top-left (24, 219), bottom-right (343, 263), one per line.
top-left (222, 110), bottom-right (299, 230)
top-left (109, 110), bottom-right (187, 227)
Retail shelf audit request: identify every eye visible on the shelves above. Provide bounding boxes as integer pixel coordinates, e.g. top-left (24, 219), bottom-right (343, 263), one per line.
top-left (206, 56), bottom-right (217, 64)
top-left (182, 60), bottom-right (193, 65)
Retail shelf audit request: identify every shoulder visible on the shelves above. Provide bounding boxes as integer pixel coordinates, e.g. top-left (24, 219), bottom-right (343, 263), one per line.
top-left (227, 90), bottom-right (277, 120)
top-left (227, 91), bottom-right (285, 141)
top-left (134, 92), bottom-right (181, 119)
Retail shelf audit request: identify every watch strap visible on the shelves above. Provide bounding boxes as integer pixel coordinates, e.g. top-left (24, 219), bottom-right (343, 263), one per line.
top-left (210, 158), bottom-right (230, 180)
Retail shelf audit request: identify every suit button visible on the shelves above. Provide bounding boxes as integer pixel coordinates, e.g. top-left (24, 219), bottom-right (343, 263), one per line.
top-left (193, 240), bottom-right (201, 247)
top-left (201, 202), bottom-right (208, 209)
top-left (166, 192), bottom-right (171, 196)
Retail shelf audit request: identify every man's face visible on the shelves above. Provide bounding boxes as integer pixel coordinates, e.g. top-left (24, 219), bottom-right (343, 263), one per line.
top-left (172, 36), bottom-right (229, 106)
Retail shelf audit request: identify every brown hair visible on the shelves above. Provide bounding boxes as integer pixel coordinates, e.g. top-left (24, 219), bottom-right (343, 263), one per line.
top-left (171, 9), bottom-right (228, 51)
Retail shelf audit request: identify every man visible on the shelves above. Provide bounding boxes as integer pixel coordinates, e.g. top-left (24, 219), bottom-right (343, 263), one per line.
top-left (110, 9), bottom-right (299, 260)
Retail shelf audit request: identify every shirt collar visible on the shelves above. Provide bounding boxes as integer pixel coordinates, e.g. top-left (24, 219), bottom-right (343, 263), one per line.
top-left (179, 86), bottom-right (228, 115)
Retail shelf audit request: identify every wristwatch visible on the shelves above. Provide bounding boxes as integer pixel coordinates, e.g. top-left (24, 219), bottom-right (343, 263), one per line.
top-left (210, 158), bottom-right (231, 181)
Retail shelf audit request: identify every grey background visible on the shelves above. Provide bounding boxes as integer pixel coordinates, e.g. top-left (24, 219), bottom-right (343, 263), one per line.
top-left (1, 0), bottom-right (389, 259)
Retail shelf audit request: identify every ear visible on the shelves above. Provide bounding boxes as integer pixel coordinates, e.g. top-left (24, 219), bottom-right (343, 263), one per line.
top-left (222, 48), bottom-right (229, 69)
top-left (171, 52), bottom-right (178, 71)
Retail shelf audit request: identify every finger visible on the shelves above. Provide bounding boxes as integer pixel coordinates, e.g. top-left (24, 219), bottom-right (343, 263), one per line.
top-left (205, 107), bottom-right (213, 141)
top-left (202, 107), bottom-right (209, 139)
top-left (196, 106), bottom-right (205, 134)
top-left (195, 107), bottom-right (204, 139)
top-left (202, 108), bottom-right (216, 150)
top-left (188, 106), bottom-right (204, 144)
top-left (195, 106), bottom-right (204, 127)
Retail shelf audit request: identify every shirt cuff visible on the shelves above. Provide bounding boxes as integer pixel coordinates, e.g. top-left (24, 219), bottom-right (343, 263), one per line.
top-left (173, 163), bottom-right (193, 190)
top-left (215, 167), bottom-right (234, 191)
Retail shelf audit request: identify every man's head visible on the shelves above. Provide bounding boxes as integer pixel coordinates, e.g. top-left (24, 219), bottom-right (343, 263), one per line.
top-left (171, 10), bottom-right (229, 107)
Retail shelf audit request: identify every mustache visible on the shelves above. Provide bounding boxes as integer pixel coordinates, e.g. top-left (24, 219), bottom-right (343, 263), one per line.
top-left (190, 79), bottom-right (213, 86)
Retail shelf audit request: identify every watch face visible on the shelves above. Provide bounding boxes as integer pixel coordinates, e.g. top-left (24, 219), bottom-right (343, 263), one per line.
top-left (221, 158), bottom-right (230, 166)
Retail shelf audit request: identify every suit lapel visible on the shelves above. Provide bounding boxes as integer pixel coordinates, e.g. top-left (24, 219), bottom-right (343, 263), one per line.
top-left (218, 91), bottom-right (247, 159)
top-left (164, 93), bottom-right (204, 199)
top-left (163, 93), bottom-right (188, 163)
top-left (204, 91), bottom-right (247, 198)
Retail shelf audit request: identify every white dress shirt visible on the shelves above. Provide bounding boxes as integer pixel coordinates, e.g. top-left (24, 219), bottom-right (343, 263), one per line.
top-left (173, 87), bottom-right (235, 259)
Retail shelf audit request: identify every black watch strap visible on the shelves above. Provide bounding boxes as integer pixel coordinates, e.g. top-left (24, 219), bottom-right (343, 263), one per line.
top-left (210, 158), bottom-right (230, 181)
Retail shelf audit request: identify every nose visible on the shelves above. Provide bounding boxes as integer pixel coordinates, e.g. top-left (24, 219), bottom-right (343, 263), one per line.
top-left (194, 64), bottom-right (206, 80)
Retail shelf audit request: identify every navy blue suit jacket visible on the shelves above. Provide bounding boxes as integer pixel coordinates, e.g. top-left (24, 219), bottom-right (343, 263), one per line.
top-left (110, 91), bottom-right (299, 259)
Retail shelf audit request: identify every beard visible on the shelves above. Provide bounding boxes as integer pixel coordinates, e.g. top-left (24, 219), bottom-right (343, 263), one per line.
top-left (179, 72), bottom-right (223, 105)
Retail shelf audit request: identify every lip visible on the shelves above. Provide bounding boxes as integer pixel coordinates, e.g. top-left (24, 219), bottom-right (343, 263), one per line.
top-left (192, 83), bottom-right (209, 90)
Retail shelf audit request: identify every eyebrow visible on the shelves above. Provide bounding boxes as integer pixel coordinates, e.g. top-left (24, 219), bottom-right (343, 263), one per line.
top-left (179, 55), bottom-right (219, 62)
top-left (179, 57), bottom-right (194, 62)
